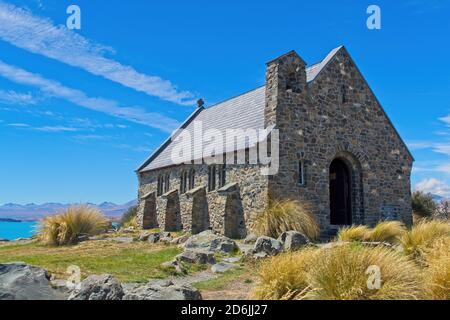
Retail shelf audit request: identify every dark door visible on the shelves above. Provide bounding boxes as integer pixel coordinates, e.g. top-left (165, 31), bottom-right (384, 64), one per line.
top-left (329, 159), bottom-right (352, 225)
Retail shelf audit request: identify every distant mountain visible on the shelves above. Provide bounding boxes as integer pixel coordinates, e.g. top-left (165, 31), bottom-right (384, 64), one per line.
top-left (0, 200), bottom-right (138, 221)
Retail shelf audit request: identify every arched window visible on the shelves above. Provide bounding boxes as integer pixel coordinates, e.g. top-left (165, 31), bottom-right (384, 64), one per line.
top-left (218, 164), bottom-right (226, 188)
top-left (164, 173), bottom-right (170, 193)
top-left (157, 175), bottom-right (164, 196)
top-left (180, 171), bottom-right (188, 194)
top-left (188, 169), bottom-right (195, 190)
top-left (208, 165), bottom-right (216, 192)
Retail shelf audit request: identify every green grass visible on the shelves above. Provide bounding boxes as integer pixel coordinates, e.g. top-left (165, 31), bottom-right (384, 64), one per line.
top-left (0, 240), bottom-right (182, 283)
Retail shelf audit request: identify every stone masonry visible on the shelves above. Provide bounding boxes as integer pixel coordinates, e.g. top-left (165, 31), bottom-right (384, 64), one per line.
top-left (136, 46), bottom-right (413, 239)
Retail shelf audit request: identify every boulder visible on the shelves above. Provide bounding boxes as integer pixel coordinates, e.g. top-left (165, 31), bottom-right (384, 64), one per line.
top-left (171, 234), bottom-right (189, 245)
top-left (160, 236), bottom-right (173, 243)
top-left (68, 274), bottom-right (124, 300)
top-left (123, 280), bottom-right (202, 300)
top-left (111, 237), bottom-right (134, 243)
top-left (252, 236), bottom-right (282, 256)
top-left (211, 262), bottom-right (236, 273)
top-left (160, 259), bottom-right (186, 274)
top-left (121, 226), bottom-right (135, 233)
top-left (278, 231), bottom-right (310, 251)
top-left (147, 233), bottom-right (160, 244)
top-left (184, 230), bottom-right (238, 253)
top-left (176, 250), bottom-right (216, 265)
top-left (243, 234), bottom-right (258, 244)
top-left (138, 232), bottom-right (150, 241)
top-left (0, 263), bottom-right (67, 300)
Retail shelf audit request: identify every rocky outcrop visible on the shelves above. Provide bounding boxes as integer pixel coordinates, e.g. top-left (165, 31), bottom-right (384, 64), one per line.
top-left (278, 231), bottom-right (310, 251)
top-left (68, 274), bottom-right (124, 300)
top-left (252, 236), bottom-right (282, 257)
top-left (176, 250), bottom-right (216, 265)
top-left (0, 263), bottom-right (67, 300)
top-left (123, 280), bottom-right (202, 300)
top-left (183, 230), bottom-right (237, 253)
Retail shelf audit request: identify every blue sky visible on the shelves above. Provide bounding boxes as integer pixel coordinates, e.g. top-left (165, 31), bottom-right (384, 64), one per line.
top-left (0, 0), bottom-right (449, 204)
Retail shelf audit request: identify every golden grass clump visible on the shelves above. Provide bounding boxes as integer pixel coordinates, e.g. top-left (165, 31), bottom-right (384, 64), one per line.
top-left (38, 205), bottom-right (110, 246)
top-left (366, 221), bottom-right (406, 243)
top-left (252, 244), bottom-right (424, 300)
top-left (250, 248), bottom-right (319, 300)
top-left (303, 245), bottom-right (424, 300)
top-left (253, 200), bottom-right (319, 240)
top-left (337, 225), bottom-right (370, 242)
top-left (422, 237), bottom-right (450, 300)
top-left (400, 219), bottom-right (450, 259)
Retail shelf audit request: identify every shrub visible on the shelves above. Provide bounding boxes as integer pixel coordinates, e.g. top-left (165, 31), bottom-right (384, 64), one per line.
top-left (38, 205), bottom-right (110, 246)
top-left (337, 221), bottom-right (406, 244)
top-left (120, 205), bottom-right (138, 228)
top-left (303, 245), bottom-right (424, 300)
top-left (423, 237), bottom-right (450, 300)
top-left (250, 248), bottom-right (319, 300)
top-left (337, 225), bottom-right (370, 242)
top-left (400, 219), bottom-right (450, 260)
top-left (366, 221), bottom-right (406, 244)
top-left (253, 200), bottom-right (319, 240)
top-left (412, 191), bottom-right (437, 219)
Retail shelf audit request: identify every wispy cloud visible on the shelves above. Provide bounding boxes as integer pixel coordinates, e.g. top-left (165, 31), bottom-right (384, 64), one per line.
top-left (34, 126), bottom-right (80, 132)
top-left (414, 178), bottom-right (450, 199)
top-left (7, 122), bottom-right (29, 127)
top-left (0, 1), bottom-right (196, 105)
top-left (0, 59), bottom-right (180, 133)
top-left (0, 89), bottom-right (38, 105)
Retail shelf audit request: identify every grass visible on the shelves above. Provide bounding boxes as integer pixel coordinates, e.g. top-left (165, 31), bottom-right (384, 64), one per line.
top-left (252, 244), bottom-right (425, 300)
top-left (193, 264), bottom-right (252, 291)
top-left (253, 199), bottom-right (319, 240)
top-left (423, 237), bottom-right (450, 299)
top-left (400, 219), bottom-right (450, 261)
top-left (0, 240), bottom-right (182, 283)
top-left (38, 205), bottom-right (110, 246)
top-left (337, 221), bottom-right (406, 244)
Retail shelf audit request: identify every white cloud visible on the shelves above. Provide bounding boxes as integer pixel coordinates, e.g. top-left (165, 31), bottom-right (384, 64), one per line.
top-left (433, 143), bottom-right (450, 156)
top-left (0, 2), bottom-right (196, 105)
top-left (439, 115), bottom-right (450, 126)
top-left (34, 126), bottom-right (79, 132)
top-left (0, 89), bottom-right (38, 105)
top-left (7, 122), bottom-right (29, 127)
top-left (415, 178), bottom-right (450, 199)
top-left (0, 60), bottom-right (180, 133)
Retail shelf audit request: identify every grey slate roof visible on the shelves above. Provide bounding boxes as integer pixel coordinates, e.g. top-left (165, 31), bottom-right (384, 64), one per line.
top-left (138, 47), bottom-right (341, 173)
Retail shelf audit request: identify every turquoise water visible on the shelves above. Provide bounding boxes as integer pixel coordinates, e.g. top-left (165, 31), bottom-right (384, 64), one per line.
top-left (0, 221), bottom-right (37, 240)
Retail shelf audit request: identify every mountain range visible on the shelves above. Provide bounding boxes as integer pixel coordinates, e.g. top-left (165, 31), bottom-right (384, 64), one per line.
top-left (0, 200), bottom-right (138, 221)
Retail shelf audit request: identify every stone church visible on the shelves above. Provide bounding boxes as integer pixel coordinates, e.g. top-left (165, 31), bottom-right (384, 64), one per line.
top-left (136, 46), bottom-right (413, 239)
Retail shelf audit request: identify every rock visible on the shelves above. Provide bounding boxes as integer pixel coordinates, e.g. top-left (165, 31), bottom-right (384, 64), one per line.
top-left (123, 281), bottom-right (202, 300)
top-left (176, 250), bottom-right (216, 265)
top-left (138, 232), bottom-right (150, 241)
top-left (0, 263), bottom-right (67, 300)
top-left (147, 233), bottom-right (160, 243)
top-left (121, 226), bottom-right (135, 233)
top-left (76, 235), bottom-right (89, 242)
top-left (68, 274), bottom-right (124, 300)
top-left (161, 232), bottom-right (172, 238)
top-left (160, 236), bottom-right (173, 243)
top-left (222, 257), bottom-right (241, 263)
top-left (111, 237), bottom-right (134, 243)
top-left (160, 260), bottom-right (186, 274)
top-left (278, 231), bottom-right (310, 251)
top-left (211, 262), bottom-right (236, 273)
top-left (184, 230), bottom-right (238, 253)
top-left (252, 236), bottom-right (282, 256)
top-left (244, 234), bottom-right (258, 244)
top-left (171, 235), bottom-right (189, 245)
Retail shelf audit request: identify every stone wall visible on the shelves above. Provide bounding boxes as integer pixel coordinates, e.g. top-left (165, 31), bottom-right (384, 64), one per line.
top-left (137, 163), bottom-right (269, 238)
top-left (264, 47), bottom-right (413, 234)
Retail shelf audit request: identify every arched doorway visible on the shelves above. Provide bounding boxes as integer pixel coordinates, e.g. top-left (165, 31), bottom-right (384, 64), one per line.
top-left (329, 158), bottom-right (352, 225)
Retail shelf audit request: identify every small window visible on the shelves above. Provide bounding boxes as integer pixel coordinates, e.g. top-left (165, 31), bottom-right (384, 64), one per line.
top-left (218, 164), bottom-right (226, 188)
top-left (341, 85), bottom-right (347, 104)
top-left (188, 169), bottom-right (195, 190)
top-left (298, 161), bottom-right (305, 186)
top-left (164, 173), bottom-right (170, 193)
top-left (208, 165), bottom-right (216, 192)
top-left (180, 171), bottom-right (188, 194)
top-left (157, 175), bottom-right (164, 196)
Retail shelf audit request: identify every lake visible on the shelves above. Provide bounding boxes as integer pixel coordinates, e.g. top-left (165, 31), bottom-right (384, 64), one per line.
top-left (0, 221), bottom-right (37, 240)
